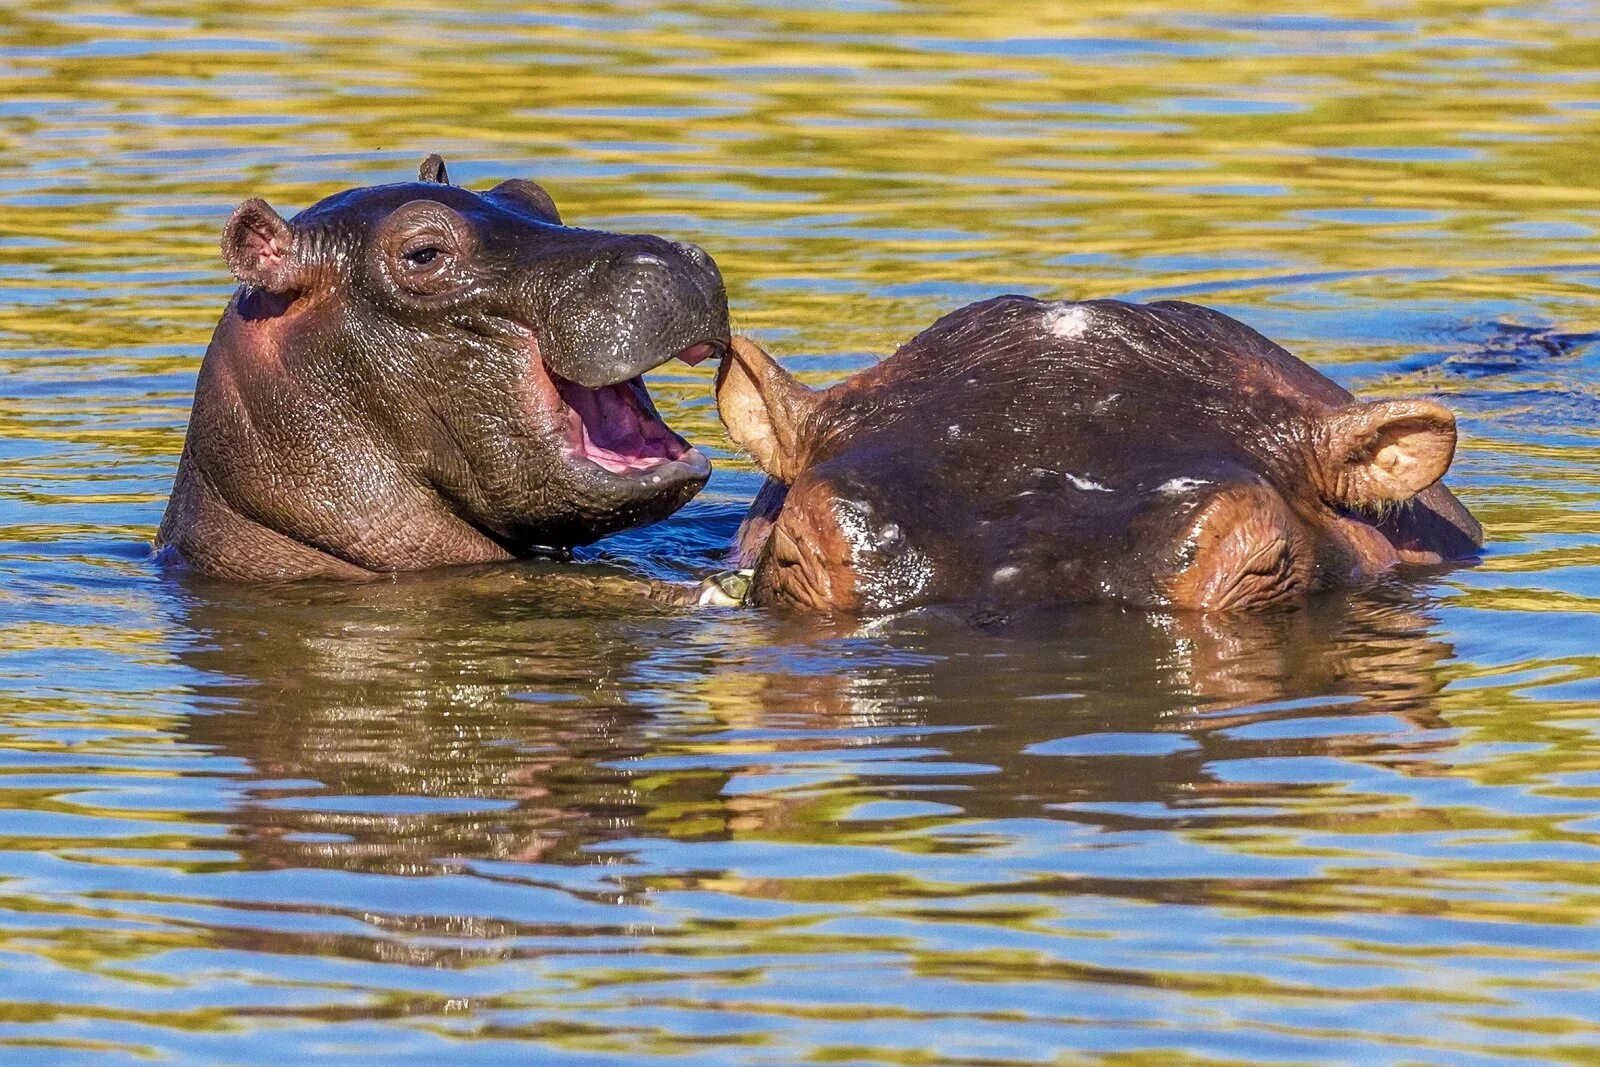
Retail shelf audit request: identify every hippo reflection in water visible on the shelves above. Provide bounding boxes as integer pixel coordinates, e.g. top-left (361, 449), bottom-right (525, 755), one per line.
top-left (714, 296), bottom-right (1482, 615)
top-left (171, 570), bottom-right (1460, 884)
top-left (157, 155), bottom-right (729, 581)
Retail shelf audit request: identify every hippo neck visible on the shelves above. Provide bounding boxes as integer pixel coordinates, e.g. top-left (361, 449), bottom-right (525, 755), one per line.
top-left (155, 458), bottom-right (377, 580)
top-left (155, 309), bottom-right (515, 579)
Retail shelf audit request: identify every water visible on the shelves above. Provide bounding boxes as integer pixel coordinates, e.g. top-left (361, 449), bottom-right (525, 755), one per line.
top-left (2, 0), bottom-right (1600, 1061)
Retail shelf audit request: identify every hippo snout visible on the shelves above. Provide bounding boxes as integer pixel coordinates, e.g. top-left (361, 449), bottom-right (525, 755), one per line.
top-left (537, 235), bottom-right (730, 389)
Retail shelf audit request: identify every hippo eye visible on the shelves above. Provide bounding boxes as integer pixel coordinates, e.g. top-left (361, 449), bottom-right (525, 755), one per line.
top-left (403, 246), bottom-right (441, 267)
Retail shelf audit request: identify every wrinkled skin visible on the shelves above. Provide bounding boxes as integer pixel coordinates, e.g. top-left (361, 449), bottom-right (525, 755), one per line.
top-left (157, 155), bottom-right (730, 581)
top-left (717, 295), bottom-right (1482, 615)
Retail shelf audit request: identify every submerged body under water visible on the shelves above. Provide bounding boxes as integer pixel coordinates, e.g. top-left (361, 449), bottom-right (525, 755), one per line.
top-left (2, 0), bottom-right (1600, 1062)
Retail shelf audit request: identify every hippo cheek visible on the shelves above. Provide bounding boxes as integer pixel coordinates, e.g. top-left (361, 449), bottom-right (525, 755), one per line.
top-left (1166, 484), bottom-right (1315, 611)
top-left (499, 333), bottom-right (712, 538)
top-left (748, 478), bottom-right (861, 614)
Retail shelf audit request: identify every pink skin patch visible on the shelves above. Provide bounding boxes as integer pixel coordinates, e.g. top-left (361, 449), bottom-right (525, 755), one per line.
top-left (675, 341), bottom-right (719, 366)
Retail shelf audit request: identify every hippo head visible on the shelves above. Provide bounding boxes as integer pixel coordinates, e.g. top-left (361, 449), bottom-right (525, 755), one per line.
top-left (158, 155), bottom-right (730, 580)
top-left (717, 296), bottom-right (1482, 615)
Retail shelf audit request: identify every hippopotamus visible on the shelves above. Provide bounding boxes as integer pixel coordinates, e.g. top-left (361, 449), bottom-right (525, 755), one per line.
top-left (156, 155), bottom-right (729, 580)
top-left (713, 295), bottom-right (1482, 614)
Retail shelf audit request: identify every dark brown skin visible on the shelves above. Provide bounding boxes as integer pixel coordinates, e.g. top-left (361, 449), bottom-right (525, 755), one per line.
top-left (157, 155), bottom-right (730, 581)
top-left (717, 295), bottom-right (1482, 615)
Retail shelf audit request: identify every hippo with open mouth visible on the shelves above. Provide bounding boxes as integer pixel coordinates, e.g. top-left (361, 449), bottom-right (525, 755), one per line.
top-left (157, 155), bottom-right (729, 580)
top-left (711, 295), bottom-right (1482, 615)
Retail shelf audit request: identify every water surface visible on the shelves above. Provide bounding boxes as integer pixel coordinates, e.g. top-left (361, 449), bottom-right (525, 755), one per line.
top-left (2, 0), bottom-right (1599, 1062)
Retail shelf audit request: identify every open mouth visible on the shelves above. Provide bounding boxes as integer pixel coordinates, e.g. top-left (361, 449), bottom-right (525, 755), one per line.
top-left (549, 342), bottom-right (721, 477)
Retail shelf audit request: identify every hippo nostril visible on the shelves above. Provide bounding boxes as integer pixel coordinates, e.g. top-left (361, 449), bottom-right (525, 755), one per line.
top-left (673, 241), bottom-right (714, 268)
top-left (623, 251), bottom-right (672, 271)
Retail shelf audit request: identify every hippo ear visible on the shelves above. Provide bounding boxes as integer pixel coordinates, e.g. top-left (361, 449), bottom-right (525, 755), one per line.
top-left (418, 153), bottom-right (450, 184)
top-left (487, 178), bottom-right (561, 224)
top-left (715, 336), bottom-right (822, 483)
top-left (1321, 399), bottom-right (1457, 507)
top-left (221, 198), bottom-right (299, 293)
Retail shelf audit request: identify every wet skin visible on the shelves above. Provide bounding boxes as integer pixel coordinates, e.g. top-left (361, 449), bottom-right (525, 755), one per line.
top-left (717, 295), bottom-right (1483, 615)
top-left (156, 155), bottom-right (730, 581)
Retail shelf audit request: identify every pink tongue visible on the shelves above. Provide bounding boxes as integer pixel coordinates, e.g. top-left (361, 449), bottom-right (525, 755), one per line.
top-left (562, 381), bottom-right (682, 474)
top-left (676, 342), bottom-right (717, 367)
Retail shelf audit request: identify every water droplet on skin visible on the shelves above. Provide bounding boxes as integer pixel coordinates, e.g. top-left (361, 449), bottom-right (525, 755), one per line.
top-left (1064, 472), bottom-right (1112, 492)
top-left (1156, 477), bottom-right (1209, 495)
top-left (834, 500), bottom-right (931, 611)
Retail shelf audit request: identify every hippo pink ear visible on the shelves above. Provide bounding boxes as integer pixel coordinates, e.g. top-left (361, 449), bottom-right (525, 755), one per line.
top-left (1321, 399), bottom-right (1457, 507)
top-left (716, 336), bottom-right (822, 483)
top-left (221, 198), bottom-right (299, 293)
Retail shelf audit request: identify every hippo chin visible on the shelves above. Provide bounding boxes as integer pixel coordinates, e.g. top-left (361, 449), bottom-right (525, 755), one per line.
top-left (715, 295), bottom-right (1482, 615)
top-left (157, 155), bottom-right (730, 581)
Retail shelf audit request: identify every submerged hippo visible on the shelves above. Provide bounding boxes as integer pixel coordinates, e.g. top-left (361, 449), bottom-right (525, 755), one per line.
top-left (157, 155), bottom-right (729, 580)
top-left (714, 295), bottom-right (1481, 614)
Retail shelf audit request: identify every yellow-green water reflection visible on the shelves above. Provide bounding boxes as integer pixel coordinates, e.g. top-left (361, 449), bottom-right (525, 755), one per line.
top-left (1, 0), bottom-right (1599, 1062)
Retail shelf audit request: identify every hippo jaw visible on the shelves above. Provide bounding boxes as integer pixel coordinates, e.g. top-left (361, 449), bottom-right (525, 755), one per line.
top-left (402, 302), bottom-right (722, 550)
top-left (537, 337), bottom-right (717, 483)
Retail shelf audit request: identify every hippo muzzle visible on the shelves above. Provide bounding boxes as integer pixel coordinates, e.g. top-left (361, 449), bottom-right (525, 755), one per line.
top-left (531, 236), bottom-right (728, 388)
